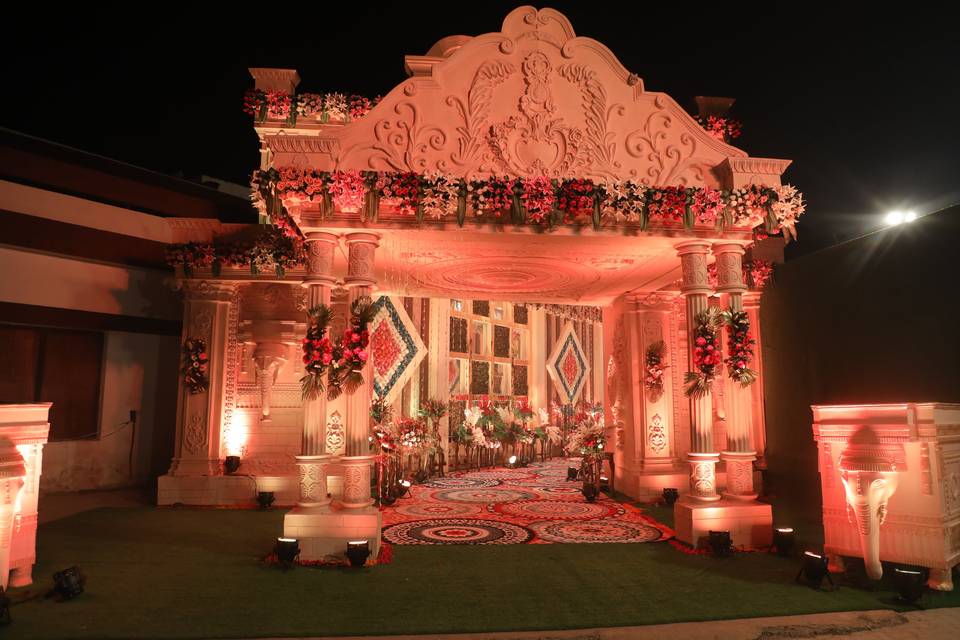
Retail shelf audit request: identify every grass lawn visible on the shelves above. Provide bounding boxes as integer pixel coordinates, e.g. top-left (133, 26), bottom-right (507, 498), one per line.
top-left (8, 505), bottom-right (959, 639)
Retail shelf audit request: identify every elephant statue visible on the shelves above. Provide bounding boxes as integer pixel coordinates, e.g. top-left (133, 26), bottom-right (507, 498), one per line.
top-left (837, 426), bottom-right (905, 580)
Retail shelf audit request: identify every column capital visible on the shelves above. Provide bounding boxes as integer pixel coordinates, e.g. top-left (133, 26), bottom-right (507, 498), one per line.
top-left (676, 241), bottom-right (712, 296)
top-left (712, 243), bottom-right (747, 294)
top-left (345, 233), bottom-right (379, 288)
top-left (302, 232), bottom-right (339, 287)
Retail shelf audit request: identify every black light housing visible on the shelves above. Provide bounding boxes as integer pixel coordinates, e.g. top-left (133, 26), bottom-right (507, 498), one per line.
top-left (275, 537), bottom-right (300, 565)
top-left (662, 488), bottom-right (679, 506)
top-left (894, 567), bottom-right (928, 604)
top-left (581, 483), bottom-right (598, 503)
top-left (773, 527), bottom-right (795, 557)
top-left (398, 479), bottom-right (412, 498)
top-left (567, 466), bottom-right (579, 481)
top-left (256, 491), bottom-right (275, 509)
top-left (52, 566), bottom-right (86, 601)
top-left (224, 456), bottom-right (241, 474)
top-left (795, 551), bottom-right (833, 590)
top-left (346, 540), bottom-right (371, 568)
top-left (708, 530), bottom-right (732, 557)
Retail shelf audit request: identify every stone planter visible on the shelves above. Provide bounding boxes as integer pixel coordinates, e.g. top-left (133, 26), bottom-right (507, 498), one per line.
top-left (340, 456), bottom-right (374, 509)
top-left (295, 454), bottom-right (333, 508)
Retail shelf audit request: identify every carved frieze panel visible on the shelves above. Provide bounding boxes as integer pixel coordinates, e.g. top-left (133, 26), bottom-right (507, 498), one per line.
top-left (277, 7), bottom-right (768, 187)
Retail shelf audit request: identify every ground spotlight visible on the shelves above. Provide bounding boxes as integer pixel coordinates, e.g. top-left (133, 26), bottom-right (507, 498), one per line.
top-left (795, 551), bottom-right (833, 590)
top-left (275, 537), bottom-right (300, 565)
top-left (508, 455), bottom-right (517, 468)
top-left (398, 479), bottom-right (412, 498)
top-left (52, 566), bottom-right (86, 601)
top-left (894, 567), bottom-right (927, 604)
top-left (256, 491), bottom-right (275, 509)
top-left (567, 466), bottom-right (579, 481)
top-left (224, 455), bottom-right (241, 474)
top-left (662, 488), bottom-right (679, 506)
top-left (708, 530), bottom-right (732, 557)
top-left (581, 483), bottom-right (598, 502)
top-left (346, 540), bottom-right (371, 568)
top-left (773, 527), bottom-right (795, 557)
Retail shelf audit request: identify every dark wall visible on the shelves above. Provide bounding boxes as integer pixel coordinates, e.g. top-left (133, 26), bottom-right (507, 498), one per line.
top-left (760, 209), bottom-right (960, 513)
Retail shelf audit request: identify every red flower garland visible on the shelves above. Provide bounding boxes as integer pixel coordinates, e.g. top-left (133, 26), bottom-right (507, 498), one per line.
top-left (377, 172), bottom-right (421, 215)
top-left (557, 178), bottom-right (594, 222)
top-left (647, 186), bottom-right (686, 222)
top-left (182, 338), bottom-right (209, 394)
top-left (684, 307), bottom-right (722, 398)
top-left (300, 305), bottom-right (333, 400)
top-left (723, 310), bottom-right (758, 386)
top-left (327, 297), bottom-right (375, 400)
top-left (469, 176), bottom-right (515, 218)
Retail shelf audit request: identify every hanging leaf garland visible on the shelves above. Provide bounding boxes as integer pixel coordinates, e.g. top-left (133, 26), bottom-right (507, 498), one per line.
top-left (300, 305), bottom-right (333, 400)
top-left (721, 309), bottom-right (758, 387)
top-left (644, 340), bottom-right (668, 400)
top-left (684, 307), bottom-right (723, 398)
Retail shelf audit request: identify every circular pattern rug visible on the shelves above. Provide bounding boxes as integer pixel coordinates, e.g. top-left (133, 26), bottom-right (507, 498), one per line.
top-left (531, 485), bottom-right (583, 495)
top-left (491, 499), bottom-right (622, 521)
top-left (460, 469), bottom-right (537, 481)
top-left (529, 519), bottom-right (665, 544)
top-left (423, 477), bottom-right (501, 489)
top-left (382, 519), bottom-right (533, 545)
top-left (393, 502), bottom-right (484, 519)
top-left (432, 488), bottom-right (539, 503)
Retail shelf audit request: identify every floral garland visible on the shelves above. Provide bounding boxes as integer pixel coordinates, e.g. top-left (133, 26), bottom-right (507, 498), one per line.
top-left (395, 417), bottom-right (430, 451)
top-left (165, 229), bottom-right (306, 278)
top-left (721, 309), bottom-right (758, 386)
top-left (521, 176), bottom-right (555, 223)
top-left (684, 307), bottom-right (723, 398)
top-left (644, 340), bottom-right (668, 400)
top-left (182, 338), bottom-right (209, 394)
top-left (300, 305), bottom-right (333, 400)
top-left (706, 259), bottom-right (775, 291)
top-left (695, 115), bottom-right (742, 143)
top-left (244, 90), bottom-right (380, 124)
top-left (252, 168), bottom-right (805, 237)
top-left (327, 297), bottom-right (375, 400)
top-left (376, 172), bottom-right (421, 216)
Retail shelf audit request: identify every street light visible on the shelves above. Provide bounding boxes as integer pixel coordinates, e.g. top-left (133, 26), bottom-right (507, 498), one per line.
top-left (885, 210), bottom-right (916, 226)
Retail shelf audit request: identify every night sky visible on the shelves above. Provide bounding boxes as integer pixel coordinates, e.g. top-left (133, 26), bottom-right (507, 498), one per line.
top-left (3, 2), bottom-right (958, 255)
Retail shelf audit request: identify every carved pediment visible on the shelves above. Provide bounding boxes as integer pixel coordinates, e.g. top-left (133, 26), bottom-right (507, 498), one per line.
top-left (266, 6), bottom-right (768, 187)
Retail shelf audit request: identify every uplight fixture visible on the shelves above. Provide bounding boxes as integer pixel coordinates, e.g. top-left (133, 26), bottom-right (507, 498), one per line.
top-left (346, 540), bottom-right (371, 568)
top-left (795, 551), bottom-right (833, 590)
top-left (275, 537), bottom-right (300, 565)
top-left (894, 567), bottom-right (927, 604)
top-left (773, 527), bottom-right (795, 557)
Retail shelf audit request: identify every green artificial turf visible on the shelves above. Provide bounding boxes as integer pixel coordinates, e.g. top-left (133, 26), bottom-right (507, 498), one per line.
top-left (8, 506), bottom-right (959, 639)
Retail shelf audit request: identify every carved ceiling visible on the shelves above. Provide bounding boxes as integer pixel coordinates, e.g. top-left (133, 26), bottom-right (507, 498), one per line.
top-left (264, 6), bottom-right (772, 187)
top-left (373, 229), bottom-right (684, 305)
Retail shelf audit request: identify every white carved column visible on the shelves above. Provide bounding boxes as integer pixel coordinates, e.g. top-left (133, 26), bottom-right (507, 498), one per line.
top-left (714, 243), bottom-right (757, 499)
top-left (743, 292), bottom-right (767, 465)
top-left (300, 231), bottom-right (337, 456)
top-left (170, 281), bottom-right (237, 476)
top-left (295, 232), bottom-right (338, 508)
top-left (342, 232), bottom-right (379, 508)
top-left (676, 241), bottom-right (720, 501)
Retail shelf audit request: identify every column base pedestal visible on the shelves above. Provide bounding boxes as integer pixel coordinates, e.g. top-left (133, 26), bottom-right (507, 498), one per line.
top-left (673, 496), bottom-right (772, 549)
top-left (282, 504), bottom-right (381, 562)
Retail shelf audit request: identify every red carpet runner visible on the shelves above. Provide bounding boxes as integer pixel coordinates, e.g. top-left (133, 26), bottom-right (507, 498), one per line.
top-left (381, 459), bottom-right (674, 545)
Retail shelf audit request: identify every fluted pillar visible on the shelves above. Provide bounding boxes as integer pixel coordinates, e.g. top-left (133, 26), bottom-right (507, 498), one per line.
top-left (342, 232), bottom-right (379, 508)
top-left (714, 242), bottom-right (757, 499)
top-left (676, 241), bottom-right (720, 501)
top-left (301, 231), bottom-right (338, 456)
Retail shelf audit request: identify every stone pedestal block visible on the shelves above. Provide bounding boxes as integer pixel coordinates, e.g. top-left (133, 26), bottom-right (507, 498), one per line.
top-left (674, 497), bottom-right (772, 549)
top-left (282, 505), bottom-right (381, 561)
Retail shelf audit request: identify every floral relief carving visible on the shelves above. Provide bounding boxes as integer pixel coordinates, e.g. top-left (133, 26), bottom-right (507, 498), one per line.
top-left (716, 253), bottom-right (743, 288)
top-left (325, 411), bottom-right (345, 455)
top-left (446, 60), bottom-right (516, 169)
top-left (191, 309), bottom-right (214, 338)
top-left (680, 253), bottom-right (708, 287)
top-left (691, 461), bottom-right (715, 496)
top-left (624, 100), bottom-right (713, 185)
top-left (298, 463), bottom-right (323, 502)
top-left (185, 411), bottom-right (206, 455)
top-left (306, 240), bottom-right (334, 276)
top-left (648, 414), bottom-right (666, 454)
top-left (557, 62), bottom-right (624, 177)
top-left (361, 102), bottom-right (450, 172)
top-left (488, 51), bottom-right (590, 177)
top-left (348, 243), bottom-right (376, 279)
top-left (343, 465), bottom-right (366, 502)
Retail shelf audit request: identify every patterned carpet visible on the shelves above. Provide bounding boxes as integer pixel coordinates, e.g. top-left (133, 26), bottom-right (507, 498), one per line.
top-left (381, 459), bottom-right (674, 545)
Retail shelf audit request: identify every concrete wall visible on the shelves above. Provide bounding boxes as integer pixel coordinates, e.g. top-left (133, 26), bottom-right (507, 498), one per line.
top-left (760, 210), bottom-right (960, 516)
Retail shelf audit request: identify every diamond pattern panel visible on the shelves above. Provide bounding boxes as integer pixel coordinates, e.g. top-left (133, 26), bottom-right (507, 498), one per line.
top-left (370, 296), bottom-right (427, 403)
top-left (546, 323), bottom-right (589, 405)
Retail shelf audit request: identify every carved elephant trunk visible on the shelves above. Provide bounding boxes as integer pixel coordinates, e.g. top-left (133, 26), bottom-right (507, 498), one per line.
top-left (838, 427), bottom-right (905, 580)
